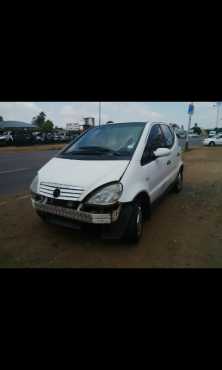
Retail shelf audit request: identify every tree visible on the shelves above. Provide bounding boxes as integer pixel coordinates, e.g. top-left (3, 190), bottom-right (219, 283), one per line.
top-left (0, 116), bottom-right (3, 122)
top-left (32, 112), bottom-right (46, 129)
top-left (41, 120), bottom-right (54, 132)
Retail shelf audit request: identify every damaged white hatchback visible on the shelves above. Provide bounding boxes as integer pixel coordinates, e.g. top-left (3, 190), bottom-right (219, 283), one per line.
top-left (30, 122), bottom-right (183, 243)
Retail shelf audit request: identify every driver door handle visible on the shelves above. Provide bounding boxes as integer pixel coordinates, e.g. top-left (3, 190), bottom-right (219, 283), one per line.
top-left (167, 160), bottom-right (171, 165)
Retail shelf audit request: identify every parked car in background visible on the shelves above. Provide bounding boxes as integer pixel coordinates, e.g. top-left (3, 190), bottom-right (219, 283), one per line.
top-left (53, 133), bottom-right (60, 142)
top-left (58, 133), bottom-right (68, 142)
top-left (189, 133), bottom-right (200, 138)
top-left (208, 130), bottom-right (217, 137)
top-left (32, 132), bottom-right (45, 144)
top-left (0, 131), bottom-right (14, 146)
top-left (13, 131), bottom-right (34, 146)
top-left (203, 134), bottom-right (222, 146)
top-left (30, 121), bottom-right (183, 243)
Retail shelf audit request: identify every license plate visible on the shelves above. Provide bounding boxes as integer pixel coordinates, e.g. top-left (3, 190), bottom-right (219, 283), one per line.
top-left (35, 202), bottom-right (93, 223)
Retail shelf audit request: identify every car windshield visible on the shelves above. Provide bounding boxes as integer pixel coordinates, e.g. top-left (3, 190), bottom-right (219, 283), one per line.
top-left (60, 123), bottom-right (146, 160)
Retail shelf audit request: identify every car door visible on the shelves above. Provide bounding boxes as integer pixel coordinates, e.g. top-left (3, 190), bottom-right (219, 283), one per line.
top-left (160, 124), bottom-right (178, 187)
top-left (141, 124), bottom-right (168, 202)
top-left (216, 134), bottom-right (222, 145)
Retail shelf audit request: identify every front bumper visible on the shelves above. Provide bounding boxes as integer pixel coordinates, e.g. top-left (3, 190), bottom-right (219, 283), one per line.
top-left (32, 197), bottom-right (121, 225)
top-left (32, 194), bottom-right (134, 239)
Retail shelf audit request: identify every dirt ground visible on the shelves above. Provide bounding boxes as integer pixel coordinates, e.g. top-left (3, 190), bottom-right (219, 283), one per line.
top-left (0, 147), bottom-right (222, 268)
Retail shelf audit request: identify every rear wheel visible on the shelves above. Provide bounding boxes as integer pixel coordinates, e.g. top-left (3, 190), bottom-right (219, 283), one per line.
top-left (209, 141), bottom-right (215, 147)
top-left (125, 201), bottom-right (143, 244)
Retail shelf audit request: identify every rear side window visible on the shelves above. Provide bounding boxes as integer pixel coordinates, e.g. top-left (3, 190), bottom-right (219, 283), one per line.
top-left (161, 125), bottom-right (175, 148)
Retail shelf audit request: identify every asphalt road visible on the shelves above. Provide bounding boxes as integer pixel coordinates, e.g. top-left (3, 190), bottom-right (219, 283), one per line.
top-left (0, 138), bottom-right (203, 197)
top-left (0, 150), bottom-right (58, 196)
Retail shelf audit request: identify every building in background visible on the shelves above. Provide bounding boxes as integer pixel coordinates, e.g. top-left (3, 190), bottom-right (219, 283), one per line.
top-left (81, 117), bottom-right (95, 132)
top-left (66, 122), bottom-right (80, 132)
top-left (83, 117), bottom-right (95, 127)
top-left (0, 120), bottom-right (35, 130)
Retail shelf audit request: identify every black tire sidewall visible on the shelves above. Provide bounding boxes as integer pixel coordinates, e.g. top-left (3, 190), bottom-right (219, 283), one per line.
top-left (174, 171), bottom-right (183, 193)
top-left (125, 201), bottom-right (143, 244)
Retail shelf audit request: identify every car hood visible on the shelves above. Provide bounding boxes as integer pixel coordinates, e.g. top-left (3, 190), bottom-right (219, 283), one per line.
top-left (38, 157), bottom-right (130, 200)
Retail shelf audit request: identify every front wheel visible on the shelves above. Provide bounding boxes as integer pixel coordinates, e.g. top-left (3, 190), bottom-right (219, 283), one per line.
top-left (125, 202), bottom-right (143, 244)
top-left (174, 171), bottom-right (183, 193)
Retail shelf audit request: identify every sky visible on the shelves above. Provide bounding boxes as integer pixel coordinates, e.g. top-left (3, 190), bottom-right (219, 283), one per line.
top-left (0, 102), bottom-right (220, 129)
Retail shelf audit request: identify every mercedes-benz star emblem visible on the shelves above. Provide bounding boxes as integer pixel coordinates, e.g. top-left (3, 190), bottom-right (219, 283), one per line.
top-left (53, 188), bottom-right (60, 198)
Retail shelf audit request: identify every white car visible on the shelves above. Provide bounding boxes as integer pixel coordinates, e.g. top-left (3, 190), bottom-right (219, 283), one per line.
top-left (209, 131), bottom-right (217, 137)
top-left (0, 131), bottom-right (13, 145)
top-left (203, 134), bottom-right (222, 146)
top-left (30, 122), bottom-right (183, 243)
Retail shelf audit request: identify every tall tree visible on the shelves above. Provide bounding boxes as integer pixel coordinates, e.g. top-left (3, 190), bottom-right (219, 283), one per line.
top-left (32, 112), bottom-right (46, 129)
top-left (41, 120), bottom-right (54, 132)
top-left (0, 116), bottom-right (3, 122)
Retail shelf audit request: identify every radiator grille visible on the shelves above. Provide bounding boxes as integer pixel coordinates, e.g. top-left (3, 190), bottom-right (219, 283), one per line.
top-left (39, 182), bottom-right (84, 201)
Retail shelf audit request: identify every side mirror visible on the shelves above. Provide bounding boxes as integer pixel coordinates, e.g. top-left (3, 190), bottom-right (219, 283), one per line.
top-left (153, 148), bottom-right (171, 158)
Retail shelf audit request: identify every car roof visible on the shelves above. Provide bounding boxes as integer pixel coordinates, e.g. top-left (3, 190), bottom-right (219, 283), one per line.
top-left (100, 122), bottom-right (172, 127)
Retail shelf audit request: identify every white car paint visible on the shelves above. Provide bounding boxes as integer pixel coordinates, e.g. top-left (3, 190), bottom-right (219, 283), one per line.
top-left (35, 122), bottom-right (182, 204)
top-left (203, 134), bottom-right (222, 146)
top-left (38, 157), bottom-right (130, 201)
top-left (119, 123), bottom-right (181, 203)
top-left (31, 122), bottom-right (183, 236)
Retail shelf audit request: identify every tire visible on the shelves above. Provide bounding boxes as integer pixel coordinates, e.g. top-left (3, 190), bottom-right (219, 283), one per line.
top-left (125, 201), bottom-right (143, 244)
top-left (174, 170), bottom-right (183, 193)
top-left (209, 141), bottom-right (215, 147)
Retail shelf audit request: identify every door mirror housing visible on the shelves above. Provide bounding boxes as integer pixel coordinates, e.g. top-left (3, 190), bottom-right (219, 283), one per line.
top-left (153, 148), bottom-right (171, 158)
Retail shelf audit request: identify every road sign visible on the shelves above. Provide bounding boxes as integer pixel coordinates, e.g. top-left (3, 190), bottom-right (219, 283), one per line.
top-left (188, 103), bottom-right (194, 116)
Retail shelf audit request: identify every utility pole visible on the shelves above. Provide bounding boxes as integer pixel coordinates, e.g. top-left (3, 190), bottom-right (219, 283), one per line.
top-left (185, 102), bottom-right (194, 151)
top-left (215, 102), bottom-right (221, 131)
top-left (98, 102), bottom-right (102, 126)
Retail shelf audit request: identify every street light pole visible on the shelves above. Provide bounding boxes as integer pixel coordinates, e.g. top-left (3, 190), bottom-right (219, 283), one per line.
top-left (98, 102), bottom-right (102, 126)
top-left (185, 102), bottom-right (194, 151)
top-left (216, 102), bottom-right (221, 130)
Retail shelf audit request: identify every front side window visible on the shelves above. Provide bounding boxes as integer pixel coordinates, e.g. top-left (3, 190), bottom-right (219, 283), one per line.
top-left (60, 123), bottom-right (146, 160)
top-left (148, 124), bottom-right (166, 150)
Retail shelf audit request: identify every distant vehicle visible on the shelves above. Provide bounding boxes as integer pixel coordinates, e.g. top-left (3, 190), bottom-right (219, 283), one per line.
top-left (208, 130), bottom-right (217, 137)
top-left (203, 134), bottom-right (222, 146)
top-left (173, 127), bottom-right (186, 139)
top-left (32, 132), bottom-right (45, 144)
top-left (64, 133), bottom-right (79, 142)
top-left (178, 133), bottom-right (186, 139)
top-left (14, 131), bottom-right (34, 146)
top-left (42, 132), bottom-right (54, 144)
top-left (53, 133), bottom-right (60, 142)
top-left (189, 133), bottom-right (200, 138)
top-left (30, 122), bottom-right (183, 243)
top-left (0, 131), bottom-right (14, 145)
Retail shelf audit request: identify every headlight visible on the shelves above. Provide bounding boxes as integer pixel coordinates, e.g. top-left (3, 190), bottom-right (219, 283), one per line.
top-left (86, 183), bottom-right (123, 206)
top-left (30, 174), bottom-right (39, 193)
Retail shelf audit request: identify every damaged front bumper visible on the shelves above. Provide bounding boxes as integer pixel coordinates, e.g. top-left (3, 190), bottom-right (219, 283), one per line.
top-left (31, 195), bottom-right (121, 225)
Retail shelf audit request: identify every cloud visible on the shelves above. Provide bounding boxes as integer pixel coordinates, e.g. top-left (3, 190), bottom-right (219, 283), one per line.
top-left (0, 102), bottom-right (40, 123)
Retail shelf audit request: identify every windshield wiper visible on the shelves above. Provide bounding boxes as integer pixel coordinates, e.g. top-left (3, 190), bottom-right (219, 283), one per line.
top-left (78, 146), bottom-right (123, 155)
top-left (62, 146), bottom-right (129, 157)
